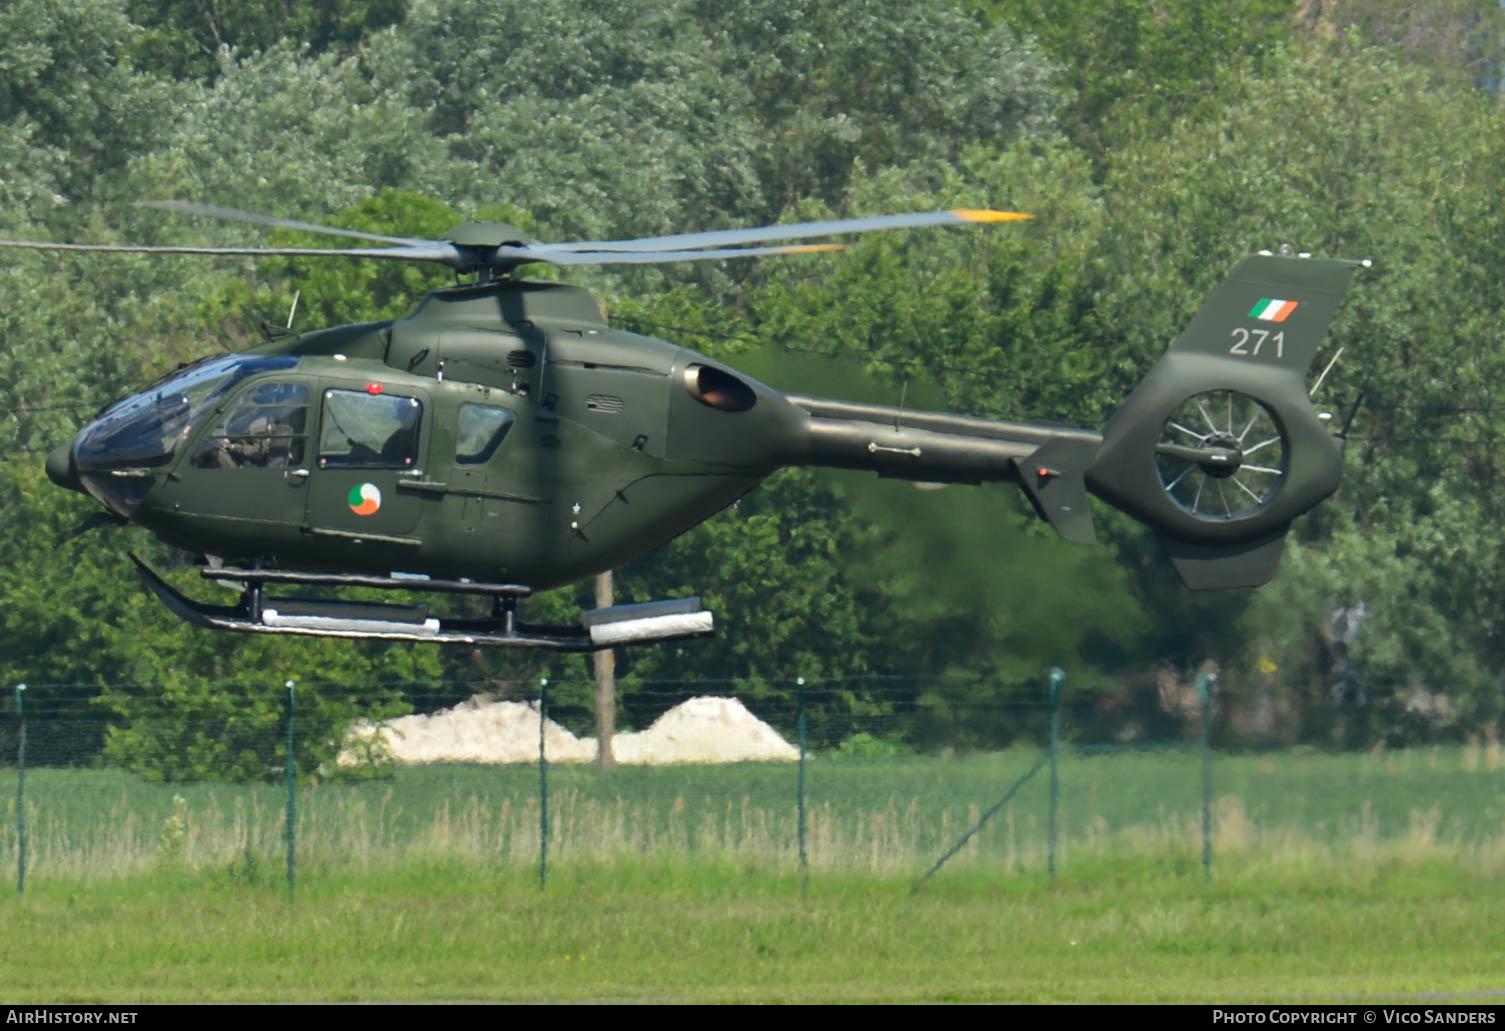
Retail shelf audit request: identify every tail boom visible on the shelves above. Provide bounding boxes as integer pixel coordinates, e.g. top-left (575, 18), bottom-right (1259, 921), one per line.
top-left (785, 251), bottom-right (1362, 590)
top-left (788, 395), bottom-right (1101, 484)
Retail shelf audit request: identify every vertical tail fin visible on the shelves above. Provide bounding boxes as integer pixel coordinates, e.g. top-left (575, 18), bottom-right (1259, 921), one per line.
top-left (1081, 252), bottom-right (1364, 588)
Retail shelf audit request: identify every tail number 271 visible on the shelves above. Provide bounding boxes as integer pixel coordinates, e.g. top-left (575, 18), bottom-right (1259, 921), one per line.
top-left (1229, 327), bottom-right (1284, 359)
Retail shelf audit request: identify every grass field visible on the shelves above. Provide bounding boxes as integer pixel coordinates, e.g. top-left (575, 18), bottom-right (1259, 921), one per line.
top-left (3, 860), bottom-right (1502, 1002)
top-left (1, 747), bottom-right (1503, 1001)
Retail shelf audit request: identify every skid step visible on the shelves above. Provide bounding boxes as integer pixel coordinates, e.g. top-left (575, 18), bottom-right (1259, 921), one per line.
top-left (202, 566), bottom-right (532, 597)
top-left (260, 598), bottom-right (441, 636)
top-left (132, 555), bottom-right (713, 651)
top-left (582, 597), bottom-right (713, 646)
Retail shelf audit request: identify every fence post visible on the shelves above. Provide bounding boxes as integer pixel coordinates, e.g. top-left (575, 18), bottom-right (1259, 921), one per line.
top-left (1197, 671), bottom-right (1216, 882)
top-left (15, 683), bottom-right (26, 898)
top-left (1048, 667), bottom-right (1064, 884)
top-left (285, 679), bottom-right (296, 902)
top-left (538, 676), bottom-right (549, 889)
top-left (796, 676), bottom-right (808, 895)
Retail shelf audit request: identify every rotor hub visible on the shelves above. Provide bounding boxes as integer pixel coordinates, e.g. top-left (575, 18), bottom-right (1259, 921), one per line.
top-left (441, 221), bottom-right (532, 249)
top-left (1197, 434), bottom-right (1243, 478)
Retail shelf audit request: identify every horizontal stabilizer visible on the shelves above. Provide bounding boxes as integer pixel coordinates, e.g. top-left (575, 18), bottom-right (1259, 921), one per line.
top-left (1159, 526), bottom-right (1289, 590)
top-left (1011, 437), bottom-right (1099, 544)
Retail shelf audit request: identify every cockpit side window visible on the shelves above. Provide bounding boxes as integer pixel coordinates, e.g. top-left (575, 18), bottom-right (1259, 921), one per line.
top-left (190, 382), bottom-right (310, 470)
top-left (74, 354), bottom-right (299, 472)
top-left (319, 389), bottom-right (423, 468)
top-left (456, 404), bottom-right (516, 465)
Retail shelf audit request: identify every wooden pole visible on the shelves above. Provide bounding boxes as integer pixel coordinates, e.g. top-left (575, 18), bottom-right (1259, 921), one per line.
top-left (594, 571), bottom-right (616, 771)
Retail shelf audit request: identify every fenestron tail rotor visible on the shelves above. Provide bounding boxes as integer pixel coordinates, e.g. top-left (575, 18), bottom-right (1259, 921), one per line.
top-left (0, 203), bottom-right (1031, 279)
top-left (1155, 390), bottom-right (1287, 521)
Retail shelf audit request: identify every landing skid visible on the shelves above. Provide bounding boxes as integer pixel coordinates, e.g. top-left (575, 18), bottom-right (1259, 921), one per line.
top-left (129, 555), bottom-right (714, 651)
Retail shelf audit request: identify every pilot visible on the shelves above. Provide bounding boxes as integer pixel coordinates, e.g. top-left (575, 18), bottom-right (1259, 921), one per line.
top-left (212, 410), bottom-right (297, 468)
top-left (214, 421), bottom-right (269, 468)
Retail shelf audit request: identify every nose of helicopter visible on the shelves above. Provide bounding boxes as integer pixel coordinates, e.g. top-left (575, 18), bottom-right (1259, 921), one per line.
top-left (45, 441), bottom-right (86, 495)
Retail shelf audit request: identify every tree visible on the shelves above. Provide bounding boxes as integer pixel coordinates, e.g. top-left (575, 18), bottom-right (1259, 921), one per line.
top-left (121, 41), bottom-right (445, 224)
top-left (366, 0), bottom-right (1057, 248)
top-left (1294, 0), bottom-right (1505, 91)
top-left (975, 0), bottom-right (1292, 163)
top-left (125, 0), bottom-right (406, 82)
top-left (1083, 39), bottom-right (1505, 740)
top-left (0, 0), bottom-right (181, 213)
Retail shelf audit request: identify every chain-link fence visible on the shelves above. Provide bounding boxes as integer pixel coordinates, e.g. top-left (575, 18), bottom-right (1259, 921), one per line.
top-left (5, 671), bottom-right (1504, 896)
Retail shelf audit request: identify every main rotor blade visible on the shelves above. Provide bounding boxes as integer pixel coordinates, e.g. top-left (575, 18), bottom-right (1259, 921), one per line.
top-left (0, 207), bottom-right (1016, 273)
top-left (535, 209), bottom-right (1031, 254)
top-left (513, 242), bottom-right (845, 265)
top-left (138, 200), bottom-right (433, 247)
top-left (0, 239), bottom-right (464, 265)
top-left (0, 237), bottom-right (839, 270)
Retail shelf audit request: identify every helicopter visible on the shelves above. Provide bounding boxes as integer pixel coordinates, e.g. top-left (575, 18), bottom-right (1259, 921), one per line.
top-left (7, 203), bottom-right (1364, 651)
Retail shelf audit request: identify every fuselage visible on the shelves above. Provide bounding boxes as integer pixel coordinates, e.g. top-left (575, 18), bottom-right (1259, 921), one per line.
top-left (47, 278), bottom-right (1094, 589)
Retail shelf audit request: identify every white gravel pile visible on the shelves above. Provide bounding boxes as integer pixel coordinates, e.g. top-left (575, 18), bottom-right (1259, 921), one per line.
top-left (344, 698), bottom-right (594, 765)
top-left (341, 695), bottom-right (796, 766)
top-left (613, 696), bottom-right (799, 764)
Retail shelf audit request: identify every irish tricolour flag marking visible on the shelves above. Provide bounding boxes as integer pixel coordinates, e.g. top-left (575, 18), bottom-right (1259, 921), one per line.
top-left (1249, 298), bottom-right (1299, 322)
top-left (348, 482), bottom-right (381, 516)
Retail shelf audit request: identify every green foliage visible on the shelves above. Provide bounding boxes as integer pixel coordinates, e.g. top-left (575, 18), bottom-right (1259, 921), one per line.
top-left (1297, 0), bottom-right (1505, 89)
top-left (829, 731), bottom-right (915, 759)
top-left (0, 444), bottom-right (443, 781)
top-left (371, 0), bottom-right (1058, 245)
top-left (157, 793), bottom-right (189, 862)
top-left (0, 0), bottom-right (181, 209)
top-left (977, 0), bottom-right (1292, 162)
top-left (1082, 40), bottom-right (1505, 737)
top-left (3, 0), bottom-right (1505, 767)
top-left (0, 463), bottom-right (156, 763)
top-left (72, 536), bottom-right (448, 779)
top-left (749, 144), bottom-right (1107, 421)
top-left (126, 0), bottom-right (406, 82)
top-left (121, 40), bottom-right (446, 221)
top-left (695, 0), bottom-right (1059, 213)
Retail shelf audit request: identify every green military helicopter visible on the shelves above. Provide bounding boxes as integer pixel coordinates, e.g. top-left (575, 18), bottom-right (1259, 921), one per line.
top-left (8, 203), bottom-right (1364, 650)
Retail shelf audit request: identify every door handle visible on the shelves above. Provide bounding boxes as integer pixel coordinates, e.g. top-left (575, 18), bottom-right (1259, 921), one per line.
top-left (288, 468), bottom-right (309, 482)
